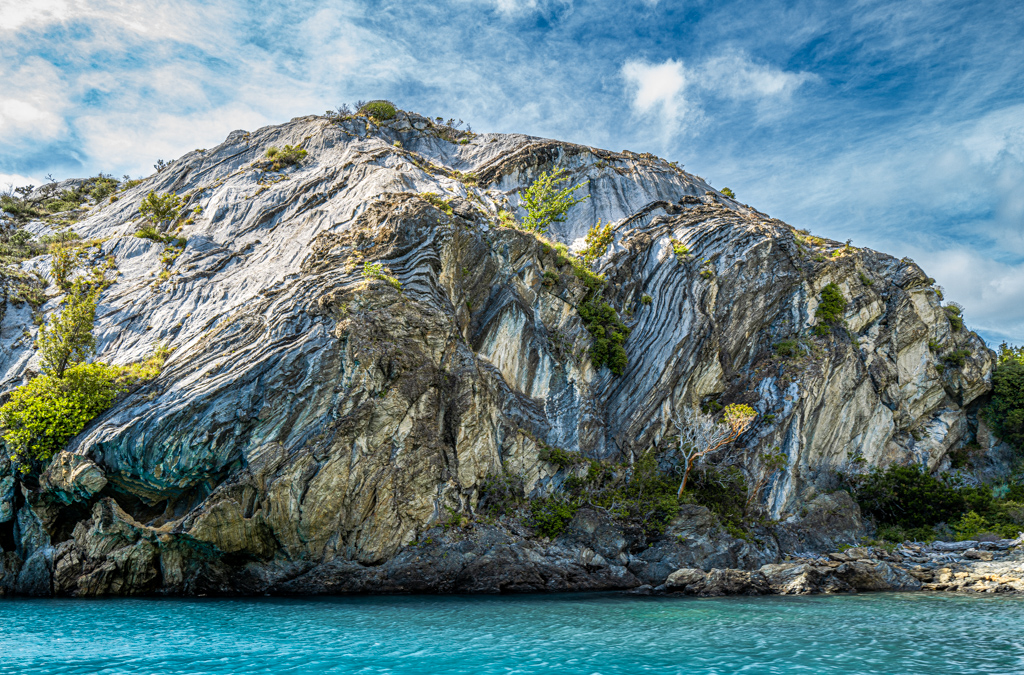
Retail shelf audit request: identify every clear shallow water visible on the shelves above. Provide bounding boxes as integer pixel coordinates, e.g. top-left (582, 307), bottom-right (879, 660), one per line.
top-left (1, 593), bottom-right (1022, 675)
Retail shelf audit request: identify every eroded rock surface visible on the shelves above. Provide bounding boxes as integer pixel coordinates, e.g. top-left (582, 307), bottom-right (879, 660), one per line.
top-left (0, 110), bottom-right (997, 595)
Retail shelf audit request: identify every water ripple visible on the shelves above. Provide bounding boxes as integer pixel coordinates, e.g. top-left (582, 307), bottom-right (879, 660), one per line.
top-left (1, 593), bottom-right (1022, 674)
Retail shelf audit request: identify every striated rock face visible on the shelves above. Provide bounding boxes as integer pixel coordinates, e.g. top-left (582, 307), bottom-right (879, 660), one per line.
top-left (0, 110), bottom-right (995, 595)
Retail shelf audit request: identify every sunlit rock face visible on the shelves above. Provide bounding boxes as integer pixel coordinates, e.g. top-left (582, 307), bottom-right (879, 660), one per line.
top-left (0, 111), bottom-right (992, 595)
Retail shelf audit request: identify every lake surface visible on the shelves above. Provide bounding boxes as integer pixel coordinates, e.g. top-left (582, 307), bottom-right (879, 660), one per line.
top-left (1, 593), bottom-right (1022, 674)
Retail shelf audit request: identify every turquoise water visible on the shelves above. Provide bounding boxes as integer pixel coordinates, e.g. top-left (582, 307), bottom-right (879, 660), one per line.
top-left (1, 593), bottom-right (1022, 674)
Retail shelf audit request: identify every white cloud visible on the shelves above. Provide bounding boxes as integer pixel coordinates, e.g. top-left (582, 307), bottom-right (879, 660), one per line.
top-left (0, 58), bottom-right (69, 141)
top-left (700, 52), bottom-right (815, 100)
top-left (621, 58), bottom-right (690, 131)
top-left (622, 53), bottom-right (812, 134)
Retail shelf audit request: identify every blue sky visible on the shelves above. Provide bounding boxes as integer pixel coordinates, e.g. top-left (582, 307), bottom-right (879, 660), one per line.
top-left (2, 0), bottom-right (1023, 344)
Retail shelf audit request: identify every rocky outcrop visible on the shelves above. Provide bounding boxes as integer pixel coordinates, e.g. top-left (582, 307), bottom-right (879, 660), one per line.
top-left (0, 109), bottom-right (997, 595)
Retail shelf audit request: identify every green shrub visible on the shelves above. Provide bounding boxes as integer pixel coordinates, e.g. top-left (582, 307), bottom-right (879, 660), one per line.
top-left (986, 345), bottom-right (1024, 452)
top-left (538, 445), bottom-right (581, 469)
top-left (521, 167), bottom-right (589, 234)
top-left (720, 187), bottom-right (736, 199)
top-left (700, 269), bottom-right (715, 280)
top-left (773, 339), bottom-right (801, 358)
top-left (928, 339), bottom-right (942, 352)
top-left (264, 145), bottom-right (307, 171)
top-left (858, 271), bottom-right (874, 286)
top-left (138, 191), bottom-right (182, 228)
top-left (944, 348), bottom-right (972, 368)
top-left (0, 362), bottom-right (124, 471)
top-left (49, 244), bottom-right (85, 290)
top-left (37, 283), bottom-right (101, 378)
top-left (815, 282), bottom-right (847, 326)
top-left (359, 100), bottom-right (398, 121)
top-left (542, 270), bottom-right (559, 287)
top-left (640, 294), bottom-right (653, 305)
top-left (952, 511), bottom-right (1019, 540)
top-left (580, 220), bottom-right (613, 266)
top-left (420, 192), bottom-right (453, 216)
top-left (855, 465), bottom-right (966, 529)
top-left (362, 260), bottom-right (402, 291)
top-left (944, 305), bottom-right (964, 331)
top-left (529, 496), bottom-right (578, 538)
top-left (669, 238), bottom-right (690, 262)
top-left (579, 298), bottom-right (630, 374)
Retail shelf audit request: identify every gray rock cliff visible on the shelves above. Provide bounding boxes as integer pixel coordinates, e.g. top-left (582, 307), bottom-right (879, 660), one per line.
top-left (0, 109), bottom-right (994, 595)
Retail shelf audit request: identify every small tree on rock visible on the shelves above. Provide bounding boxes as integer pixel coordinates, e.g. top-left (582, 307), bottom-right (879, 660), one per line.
top-left (521, 167), bottom-right (589, 234)
top-left (671, 403), bottom-right (757, 496)
top-left (138, 191), bottom-right (182, 231)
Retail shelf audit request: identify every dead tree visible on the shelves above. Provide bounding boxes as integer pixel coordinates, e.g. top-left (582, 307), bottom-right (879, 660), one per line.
top-left (671, 404), bottom-right (757, 496)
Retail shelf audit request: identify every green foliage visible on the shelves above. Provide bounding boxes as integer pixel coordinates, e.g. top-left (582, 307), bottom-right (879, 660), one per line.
top-left (420, 192), bottom-right (454, 216)
top-left (858, 271), bottom-right (874, 286)
top-left (542, 270), bottom-right (559, 288)
top-left (264, 145), bottom-right (308, 171)
top-left (496, 209), bottom-right (517, 228)
top-left (1, 363), bottom-right (124, 471)
top-left (358, 100), bottom-right (398, 121)
top-left (521, 167), bottom-right (589, 234)
top-left (854, 465), bottom-right (966, 529)
top-left (640, 293), bottom-right (653, 305)
top-left (720, 187), bottom-right (736, 199)
top-left (578, 298), bottom-right (630, 375)
top-left (539, 445), bottom-right (581, 469)
top-left (928, 339), bottom-right (942, 352)
top-left (815, 282), bottom-right (847, 326)
top-left (37, 283), bottom-right (101, 378)
top-left (669, 238), bottom-right (690, 262)
top-left (944, 305), bottom-right (964, 331)
top-left (362, 260), bottom-right (402, 291)
top-left (580, 220), bottom-right (613, 266)
top-left (529, 497), bottom-right (578, 538)
top-left (986, 344), bottom-right (1024, 452)
top-left (950, 511), bottom-right (1020, 540)
top-left (138, 191), bottom-right (182, 228)
top-left (479, 469), bottom-right (527, 517)
top-left (944, 348), bottom-right (972, 368)
top-left (773, 339), bottom-right (801, 358)
top-left (49, 244), bottom-right (85, 290)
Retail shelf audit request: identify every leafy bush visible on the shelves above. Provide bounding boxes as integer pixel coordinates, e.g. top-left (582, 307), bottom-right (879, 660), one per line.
top-left (138, 191), bottom-right (182, 228)
top-left (944, 348), bottom-right (972, 368)
top-left (815, 282), bottom-right (847, 325)
top-left (720, 187), bottom-right (736, 199)
top-left (987, 344), bottom-right (1024, 451)
top-left (529, 496), bottom-right (578, 538)
top-left (669, 238), bottom-right (690, 262)
top-left (640, 294), bottom-right (653, 305)
top-left (774, 339), bottom-right (801, 358)
top-left (264, 145), bottom-right (308, 171)
top-left (944, 305), bottom-right (964, 331)
top-left (579, 298), bottom-right (630, 375)
top-left (858, 271), bottom-right (874, 286)
top-left (928, 339), bottom-right (942, 352)
top-left (362, 260), bottom-right (402, 291)
top-left (359, 100), bottom-right (397, 121)
top-left (37, 283), bottom-right (101, 378)
top-left (420, 192), bottom-right (453, 216)
top-left (580, 220), bottom-right (613, 266)
top-left (855, 465), bottom-right (966, 529)
top-left (49, 244), bottom-right (85, 290)
top-left (0, 362), bottom-right (125, 471)
top-left (521, 167), bottom-right (589, 234)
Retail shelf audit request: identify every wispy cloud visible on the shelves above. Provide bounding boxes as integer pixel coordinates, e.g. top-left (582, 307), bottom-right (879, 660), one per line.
top-left (622, 53), bottom-right (814, 137)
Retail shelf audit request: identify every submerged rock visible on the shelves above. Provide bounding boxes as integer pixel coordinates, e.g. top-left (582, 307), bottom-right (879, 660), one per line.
top-left (0, 109), bottom-right (999, 596)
